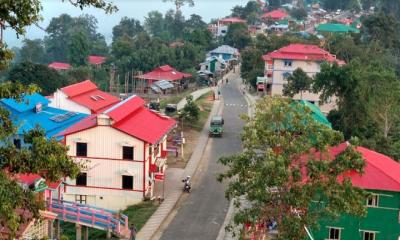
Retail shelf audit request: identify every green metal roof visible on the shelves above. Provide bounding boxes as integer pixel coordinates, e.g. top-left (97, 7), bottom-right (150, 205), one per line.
top-left (298, 100), bottom-right (332, 128)
top-left (316, 23), bottom-right (360, 34)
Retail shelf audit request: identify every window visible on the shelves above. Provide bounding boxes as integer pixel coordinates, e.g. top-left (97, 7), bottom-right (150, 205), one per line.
top-left (284, 60), bottom-right (293, 67)
top-left (363, 231), bottom-right (375, 240)
top-left (13, 139), bottom-right (21, 149)
top-left (328, 227), bottom-right (341, 240)
top-left (76, 142), bottom-right (87, 157)
top-left (76, 173), bottom-right (87, 186)
top-left (282, 72), bottom-right (291, 79)
top-left (75, 195), bottom-right (87, 204)
top-left (122, 175), bottom-right (133, 189)
top-left (123, 146), bottom-right (134, 160)
top-left (366, 194), bottom-right (379, 207)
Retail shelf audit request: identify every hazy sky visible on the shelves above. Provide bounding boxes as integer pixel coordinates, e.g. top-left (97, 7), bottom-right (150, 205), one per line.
top-left (5, 0), bottom-right (249, 47)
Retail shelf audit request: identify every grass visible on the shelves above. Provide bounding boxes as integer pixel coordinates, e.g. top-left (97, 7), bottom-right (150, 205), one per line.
top-left (159, 88), bottom-right (193, 109)
top-left (60, 201), bottom-right (158, 240)
top-left (186, 90), bottom-right (214, 132)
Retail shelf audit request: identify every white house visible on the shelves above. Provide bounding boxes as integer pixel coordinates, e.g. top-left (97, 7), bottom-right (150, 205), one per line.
top-left (49, 80), bottom-right (120, 114)
top-left (261, 44), bottom-right (345, 113)
top-left (60, 95), bottom-right (176, 210)
top-left (199, 56), bottom-right (227, 74)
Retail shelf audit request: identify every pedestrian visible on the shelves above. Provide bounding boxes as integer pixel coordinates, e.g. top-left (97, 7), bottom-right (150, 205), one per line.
top-left (130, 224), bottom-right (137, 240)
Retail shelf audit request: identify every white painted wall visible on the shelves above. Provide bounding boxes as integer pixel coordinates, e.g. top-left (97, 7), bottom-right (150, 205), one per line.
top-left (49, 90), bottom-right (91, 114)
top-left (64, 125), bottom-right (147, 210)
top-left (267, 59), bottom-right (336, 113)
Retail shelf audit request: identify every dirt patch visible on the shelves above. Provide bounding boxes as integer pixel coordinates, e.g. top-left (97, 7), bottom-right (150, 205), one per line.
top-left (167, 91), bottom-right (214, 168)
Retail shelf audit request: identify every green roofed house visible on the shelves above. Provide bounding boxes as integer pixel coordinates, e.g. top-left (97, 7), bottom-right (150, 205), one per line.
top-left (298, 100), bottom-right (332, 128)
top-left (316, 23), bottom-right (360, 34)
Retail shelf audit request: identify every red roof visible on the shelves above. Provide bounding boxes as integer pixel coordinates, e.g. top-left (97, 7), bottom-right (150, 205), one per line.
top-left (62, 95), bottom-right (176, 144)
top-left (262, 44), bottom-right (345, 64)
top-left (88, 55), bottom-right (106, 65)
top-left (60, 80), bottom-right (120, 113)
top-left (48, 62), bottom-right (71, 70)
top-left (137, 65), bottom-right (192, 82)
top-left (15, 173), bottom-right (61, 190)
top-left (219, 17), bottom-right (247, 24)
top-left (262, 9), bottom-right (288, 20)
top-left (300, 143), bottom-right (400, 192)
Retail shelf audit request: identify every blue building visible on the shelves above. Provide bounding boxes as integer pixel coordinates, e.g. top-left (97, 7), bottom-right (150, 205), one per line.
top-left (208, 45), bottom-right (239, 62)
top-left (0, 93), bottom-right (87, 143)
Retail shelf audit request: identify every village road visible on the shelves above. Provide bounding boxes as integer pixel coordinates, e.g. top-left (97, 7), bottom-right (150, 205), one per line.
top-left (160, 73), bottom-right (247, 240)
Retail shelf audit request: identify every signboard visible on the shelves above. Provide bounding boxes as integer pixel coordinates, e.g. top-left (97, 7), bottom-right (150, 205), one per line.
top-left (34, 178), bottom-right (48, 192)
top-left (154, 173), bottom-right (165, 181)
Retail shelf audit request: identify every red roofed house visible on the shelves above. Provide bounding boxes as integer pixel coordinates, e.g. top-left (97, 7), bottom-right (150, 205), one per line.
top-left (88, 55), bottom-right (106, 66)
top-left (60, 95), bottom-right (176, 210)
top-left (208, 17), bottom-right (247, 37)
top-left (261, 9), bottom-right (288, 20)
top-left (308, 143), bottom-right (400, 240)
top-left (48, 62), bottom-right (71, 71)
top-left (49, 80), bottom-right (120, 114)
top-left (136, 65), bottom-right (192, 92)
top-left (261, 44), bottom-right (345, 113)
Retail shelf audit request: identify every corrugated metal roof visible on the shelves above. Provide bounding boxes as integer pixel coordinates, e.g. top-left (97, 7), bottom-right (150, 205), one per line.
top-left (209, 45), bottom-right (238, 55)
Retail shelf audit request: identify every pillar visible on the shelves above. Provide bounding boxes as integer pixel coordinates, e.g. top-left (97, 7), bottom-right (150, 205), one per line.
top-left (106, 228), bottom-right (112, 239)
top-left (48, 220), bottom-right (54, 239)
top-left (54, 219), bottom-right (60, 240)
top-left (83, 226), bottom-right (89, 240)
top-left (76, 224), bottom-right (82, 240)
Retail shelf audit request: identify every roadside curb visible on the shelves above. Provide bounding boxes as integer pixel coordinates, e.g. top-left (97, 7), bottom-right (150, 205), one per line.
top-left (137, 95), bottom-right (222, 240)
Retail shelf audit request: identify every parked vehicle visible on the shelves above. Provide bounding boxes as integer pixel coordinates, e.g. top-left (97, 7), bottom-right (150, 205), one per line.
top-left (165, 104), bottom-right (177, 115)
top-left (209, 116), bottom-right (224, 137)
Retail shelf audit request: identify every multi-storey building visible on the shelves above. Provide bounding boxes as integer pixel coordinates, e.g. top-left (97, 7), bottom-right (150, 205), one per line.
top-left (61, 95), bottom-right (176, 210)
top-left (261, 44), bottom-right (345, 113)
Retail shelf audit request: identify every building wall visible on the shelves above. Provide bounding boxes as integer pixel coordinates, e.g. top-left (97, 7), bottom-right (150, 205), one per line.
top-left (64, 125), bottom-right (147, 210)
top-left (267, 59), bottom-right (336, 113)
top-left (49, 90), bottom-right (91, 114)
top-left (311, 190), bottom-right (400, 240)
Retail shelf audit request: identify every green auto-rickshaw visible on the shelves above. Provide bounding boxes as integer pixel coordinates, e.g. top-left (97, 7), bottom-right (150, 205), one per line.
top-left (209, 115), bottom-right (224, 137)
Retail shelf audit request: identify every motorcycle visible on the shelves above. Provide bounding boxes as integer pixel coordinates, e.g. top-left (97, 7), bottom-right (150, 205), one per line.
top-left (182, 176), bottom-right (191, 193)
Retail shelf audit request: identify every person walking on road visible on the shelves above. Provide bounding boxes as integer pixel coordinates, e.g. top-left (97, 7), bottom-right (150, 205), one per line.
top-left (130, 224), bottom-right (137, 240)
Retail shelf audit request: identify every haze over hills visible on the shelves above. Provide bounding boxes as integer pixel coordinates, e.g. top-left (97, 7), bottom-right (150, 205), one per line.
top-left (5, 0), bottom-right (248, 47)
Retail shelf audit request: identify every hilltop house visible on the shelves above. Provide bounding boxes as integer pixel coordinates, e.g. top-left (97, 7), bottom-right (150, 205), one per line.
top-left (60, 95), bottom-right (176, 210)
top-left (316, 23), bottom-right (360, 34)
top-left (48, 62), bottom-right (71, 71)
top-left (49, 80), bottom-right (120, 114)
top-left (261, 9), bottom-right (288, 21)
top-left (261, 44), bottom-right (345, 113)
top-left (208, 45), bottom-right (239, 62)
top-left (309, 143), bottom-right (400, 240)
top-left (208, 17), bottom-right (246, 37)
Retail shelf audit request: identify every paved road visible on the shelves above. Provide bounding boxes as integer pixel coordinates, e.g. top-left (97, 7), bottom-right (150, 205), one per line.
top-left (160, 74), bottom-right (247, 240)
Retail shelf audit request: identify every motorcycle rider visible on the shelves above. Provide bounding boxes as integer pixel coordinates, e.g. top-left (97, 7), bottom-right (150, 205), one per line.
top-left (182, 176), bottom-right (191, 192)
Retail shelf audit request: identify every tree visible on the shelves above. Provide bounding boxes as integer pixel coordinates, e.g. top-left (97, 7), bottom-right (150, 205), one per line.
top-left (45, 14), bottom-right (75, 62)
top-left (240, 47), bottom-right (264, 88)
top-left (68, 31), bottom-right (90, 66)
top-left (283, 68), bottom-right (313, 99)
top-left (181, 95), bottom-right (200, 123)
top-left (224, 23), bottom-right (252, 50)
top-left (162, 0), bottom-right (194, 12)
top-left (0, 1), bottom-right (113, 234)
top-left (185, 14), bottom-right (206, 30)
top-left (144, 11), bottom-right (165, 37)
top-left (7, 62), bottom-right (68, 95)
top-left (362, 12), bottom-right (399, 49)
top-left (218, 97), bottom-right (366, 239)
top-left (290, 8), bottom-right (308, 20)
top-left (112, 17), bottom-right (144, 41)
top-left (268, 0), bottom-right (282, 10)
top-left (18, 39), bottom-right (46, 64)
